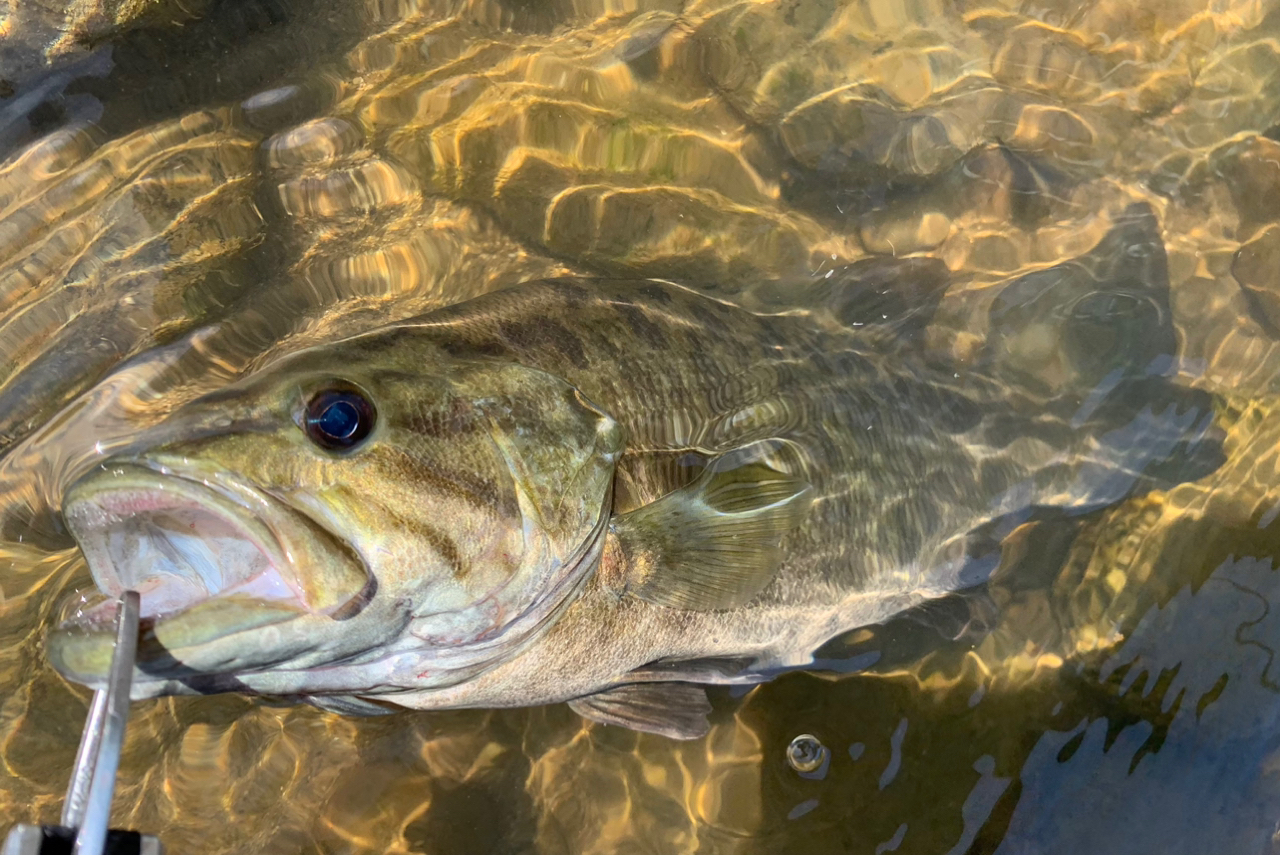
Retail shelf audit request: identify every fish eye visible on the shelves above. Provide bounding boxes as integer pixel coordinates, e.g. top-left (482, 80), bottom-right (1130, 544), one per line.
top-left (303, 385), bottom-right (376, 451)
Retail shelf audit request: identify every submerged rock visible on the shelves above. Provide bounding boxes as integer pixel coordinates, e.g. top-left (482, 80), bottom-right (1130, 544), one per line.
top-left (0, 0), bottom-right (202, 87)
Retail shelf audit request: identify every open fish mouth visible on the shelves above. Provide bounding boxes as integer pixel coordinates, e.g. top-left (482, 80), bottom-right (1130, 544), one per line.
top-left (48, 461), bottom-right (374, 687)
top-left (66, 472), bottom-right (306, 618)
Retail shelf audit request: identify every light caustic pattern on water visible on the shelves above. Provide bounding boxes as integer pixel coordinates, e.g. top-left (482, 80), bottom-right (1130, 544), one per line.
top-left (4, 0), bottom-right (1280, 852)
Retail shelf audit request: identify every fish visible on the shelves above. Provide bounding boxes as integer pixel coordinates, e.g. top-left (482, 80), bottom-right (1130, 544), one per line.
top-left (46, 227), bottom-right (1224, 739)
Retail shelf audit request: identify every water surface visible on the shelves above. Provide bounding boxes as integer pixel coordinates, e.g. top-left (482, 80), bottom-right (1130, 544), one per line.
top-left (3, 0), bottom-right (1280, 852)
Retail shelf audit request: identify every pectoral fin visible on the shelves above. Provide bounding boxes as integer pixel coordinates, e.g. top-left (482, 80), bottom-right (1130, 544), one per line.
top-left (568, 682), bottom-right (712, 740)
top-left (608, 438), bottom-right (812, 611)
top-left (302, 694), bottom-right (396, 716)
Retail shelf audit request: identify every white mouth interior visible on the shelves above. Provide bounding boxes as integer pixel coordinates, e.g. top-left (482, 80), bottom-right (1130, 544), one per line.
top-left (71, 493), bottom-right (303, 622)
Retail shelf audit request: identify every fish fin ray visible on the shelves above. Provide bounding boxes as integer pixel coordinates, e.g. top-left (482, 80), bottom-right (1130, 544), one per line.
top-left (568, 682), bottom-right (711, 739)
top-left (611, 438), bottom-right (812, 611)
top-left (302, 694), bottom-right (396, 716)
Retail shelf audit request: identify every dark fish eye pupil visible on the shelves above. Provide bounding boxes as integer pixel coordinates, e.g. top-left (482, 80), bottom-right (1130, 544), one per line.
top-left (320, 401), bottom-right (360, 439)
top-left (304, 386), bottom-right (375, 451)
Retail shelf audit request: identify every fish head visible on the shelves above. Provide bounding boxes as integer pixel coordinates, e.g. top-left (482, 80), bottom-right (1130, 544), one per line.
top-left (47, 329), bottom-right (623, 700)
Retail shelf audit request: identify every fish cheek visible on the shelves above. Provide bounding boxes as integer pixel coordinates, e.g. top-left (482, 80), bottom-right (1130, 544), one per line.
top-left (451, 363), bottom-right (623, 535)
top-left (361, 434), bottom-right (528, 593)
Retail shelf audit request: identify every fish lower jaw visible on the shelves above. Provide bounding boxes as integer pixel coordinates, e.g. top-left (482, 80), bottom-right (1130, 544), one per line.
top-left (62, 571), bottom-right (305, 632)
top-left (46, 591), bottom-right (312, 686)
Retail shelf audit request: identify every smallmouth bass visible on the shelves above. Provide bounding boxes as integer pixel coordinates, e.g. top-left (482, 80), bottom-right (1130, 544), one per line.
top-left (47, 265), bottom-right (1221, 738)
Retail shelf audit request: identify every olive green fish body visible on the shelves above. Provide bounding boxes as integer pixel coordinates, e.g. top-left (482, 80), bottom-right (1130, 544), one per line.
top-left (48, 277), bottom-right (1220, 737)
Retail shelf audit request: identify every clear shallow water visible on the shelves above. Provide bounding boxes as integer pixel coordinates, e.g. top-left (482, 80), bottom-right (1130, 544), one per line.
top-left (2, 0), bottom-right (1280, 852)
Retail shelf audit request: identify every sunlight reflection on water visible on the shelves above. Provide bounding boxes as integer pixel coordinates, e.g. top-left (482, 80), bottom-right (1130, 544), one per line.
top-left (3, 0), bottom-right (1280, 852)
